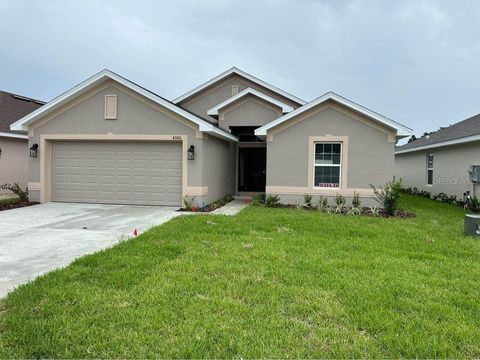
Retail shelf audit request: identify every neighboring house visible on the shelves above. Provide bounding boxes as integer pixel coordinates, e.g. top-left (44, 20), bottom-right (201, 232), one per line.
top-left (0, 91), bottom-right (45, 195)
top-left (395, 114), bottom-right (480, 200)
top-left (11, 68), bottom-right (412, 207)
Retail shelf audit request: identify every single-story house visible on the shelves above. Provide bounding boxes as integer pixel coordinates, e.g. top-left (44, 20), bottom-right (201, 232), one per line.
top-left (395, 114), bottom-right (480, 200)
top-left (11, 68), bottom-right (412, 207)
top-left (0, 91), bottom-right (45, 195)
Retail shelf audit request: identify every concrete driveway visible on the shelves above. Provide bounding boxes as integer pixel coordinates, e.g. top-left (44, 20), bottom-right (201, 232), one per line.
top-left (0, 202), bottom-right (180, 298)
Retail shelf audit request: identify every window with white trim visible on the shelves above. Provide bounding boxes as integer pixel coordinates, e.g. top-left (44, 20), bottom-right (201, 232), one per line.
top-left (426, 153), bottom-right (434, 185)
top-left (314, 142), bottom-right (342, 188)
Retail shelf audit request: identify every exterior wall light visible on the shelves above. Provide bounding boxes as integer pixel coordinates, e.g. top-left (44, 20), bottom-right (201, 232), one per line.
top-left (29, 143), bottom-right (39, 158)
top-left (187, 145), bottom-right (195, 160)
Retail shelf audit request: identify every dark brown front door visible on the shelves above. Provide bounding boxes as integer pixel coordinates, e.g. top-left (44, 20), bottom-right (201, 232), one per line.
top-left (238, 147), bottom-right (266, 192)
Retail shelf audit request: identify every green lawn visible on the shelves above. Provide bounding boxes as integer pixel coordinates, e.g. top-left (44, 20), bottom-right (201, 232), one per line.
top-left (1, 195), bottom-right (479, 358)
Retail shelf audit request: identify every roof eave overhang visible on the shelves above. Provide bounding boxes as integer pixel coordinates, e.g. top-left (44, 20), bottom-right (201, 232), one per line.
top-left (395, 134), bottom-right (480, 154)
top-left (10, 69), bottom-right (238, 143)
top-left (255, 92), bottom-right (412, 138)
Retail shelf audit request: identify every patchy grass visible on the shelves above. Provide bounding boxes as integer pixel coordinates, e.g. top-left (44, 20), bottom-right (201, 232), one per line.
top-left (1, 195), bottom-right (479, 358)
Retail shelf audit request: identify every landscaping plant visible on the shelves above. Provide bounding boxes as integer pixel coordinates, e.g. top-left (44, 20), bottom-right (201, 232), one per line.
top-left (303, 194), bottom-right (313, 208)
top-left (0, 183), bottom-right (28, 202)
top-left (317, 196), bottom-right (328, 211)
top-left (265, 194), bottom-right (280, 207)
top-left (370, 177), bottom-right (403, 216)
top-left (334, 193), bottom-right (346, 214)
top-left (352, 191), bottom-right (361, 209)
top-left (183, 195), bottom-right (196, 210)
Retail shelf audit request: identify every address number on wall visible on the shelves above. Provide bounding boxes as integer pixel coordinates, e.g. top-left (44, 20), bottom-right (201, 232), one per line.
top-left (172, 136), bottom-right (182, 140)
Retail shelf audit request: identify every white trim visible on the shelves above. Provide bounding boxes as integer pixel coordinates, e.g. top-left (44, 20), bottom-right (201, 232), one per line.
top-left (426, 153), bottom-right (434, 185)
top-left (255, 92), bottom-right (413, 138)
top-left (9, 69), bottom-right (237, 142)
top-left (395, 134), bottom-right (480, 154)
top-left (207, 87), bottom-right (294, 117)
top-left (173, 67), bottom-right (306, 105)
top-left (0, 131), bottom-right (28, 139)
top-left (313, 141), bottom-right (343, 189)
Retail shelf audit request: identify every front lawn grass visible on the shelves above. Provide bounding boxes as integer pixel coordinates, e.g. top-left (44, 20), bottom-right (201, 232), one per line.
top-left (1, 195), bottom-right (479, 358)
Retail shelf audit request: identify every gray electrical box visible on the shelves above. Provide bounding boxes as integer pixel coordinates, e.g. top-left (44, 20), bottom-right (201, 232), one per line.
top-left (468, 165), bottom-right (480, 183)
top-left (465, 214), bottom-right (480, 236)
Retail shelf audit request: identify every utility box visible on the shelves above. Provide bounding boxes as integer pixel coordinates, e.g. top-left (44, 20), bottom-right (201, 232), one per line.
top-left (464, 214), bottom-right (480, 236)
top-left (468, 165), bottom-right (480, 183)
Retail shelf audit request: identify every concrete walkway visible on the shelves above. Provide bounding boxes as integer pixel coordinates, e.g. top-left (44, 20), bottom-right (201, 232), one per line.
top-left (211, 198), bottom-right (250, 215)
top-left (0, 202), bottom-right (180, 298)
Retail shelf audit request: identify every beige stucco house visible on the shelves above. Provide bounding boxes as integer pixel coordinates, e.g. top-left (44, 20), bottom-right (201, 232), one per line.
top-left (0, 91), bottom-right (45, 196)
top-left (11, 68), bottom-right (412, 207)
top-left (395, 114), bottom-right (480, 200)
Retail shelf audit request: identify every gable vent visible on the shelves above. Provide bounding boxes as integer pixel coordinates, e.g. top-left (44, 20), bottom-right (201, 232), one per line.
top-left (104, 95), bottom-right (117, 119)
top-left (231, 85), bottom-right (239, 96)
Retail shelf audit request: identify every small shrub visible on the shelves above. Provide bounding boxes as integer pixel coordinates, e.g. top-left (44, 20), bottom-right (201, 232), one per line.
top-left (317, 196), bottom-right (328, 211)
top-left (251, 193), bottom-right (266, 207)
top-left (466, 196), bottom-right (480, 213)
top-left (0, 183), bottom-right (28, 202)
top-left (370, 177), bottom-right (403, 216)
top-left (335, 194), bottom-right (346, 206)
top-left (265, 194), bottom-right (280, 207)
top-left (183, 195), bottom-right (196, 210)
top-left (303, 194), bottom-right (313, 208)
top-left (352, 191), bottom-right (361, 209)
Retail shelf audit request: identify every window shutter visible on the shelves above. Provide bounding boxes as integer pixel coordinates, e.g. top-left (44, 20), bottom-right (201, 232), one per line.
top-left (104, 95), bottom-right (117, 119)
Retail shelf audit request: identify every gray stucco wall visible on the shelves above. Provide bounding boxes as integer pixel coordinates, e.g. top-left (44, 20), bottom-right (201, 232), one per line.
top-left (0, 137), bottom-right (28, 194)
top-left (178, 74), bottom-right (301, 124)
top-left (202, 136), bottom-right (236, 205)
top-left (218, 95), bottom-right (281, 131)
top-left (267, 106), bottom-right (395, 190)
top-left (27, 81), bottom-right (217, 203)
top-left (395, 141), bottom-right (480, 199)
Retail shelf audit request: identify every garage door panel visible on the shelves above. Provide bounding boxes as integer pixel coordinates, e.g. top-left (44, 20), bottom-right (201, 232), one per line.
top-left (52, 141), bottom-right (182, 206)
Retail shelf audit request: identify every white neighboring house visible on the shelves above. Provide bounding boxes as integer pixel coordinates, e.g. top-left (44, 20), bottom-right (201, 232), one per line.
top-left (0, 91), bottom-right (45, 196)
top-left (395, 113), bottom-right (480, 200)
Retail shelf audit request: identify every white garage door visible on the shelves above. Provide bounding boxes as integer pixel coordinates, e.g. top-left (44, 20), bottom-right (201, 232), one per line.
top-left (52, 141), bottom-right (182, 206)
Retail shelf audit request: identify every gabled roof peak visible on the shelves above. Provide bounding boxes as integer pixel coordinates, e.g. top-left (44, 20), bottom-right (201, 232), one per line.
top-left (207, 87), bottom-right (294, 117)
top-left (173, 67), bottom-right (306, 106)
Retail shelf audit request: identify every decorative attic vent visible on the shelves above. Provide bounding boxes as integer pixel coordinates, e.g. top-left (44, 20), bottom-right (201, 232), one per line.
top-left (104, 95), bottom-right (117, 119)
top-left (231, 85), bottom-right (239, 96)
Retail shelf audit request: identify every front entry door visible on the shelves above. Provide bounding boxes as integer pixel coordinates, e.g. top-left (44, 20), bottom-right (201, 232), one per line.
top-left (238, 147), bottom-right (266, 192)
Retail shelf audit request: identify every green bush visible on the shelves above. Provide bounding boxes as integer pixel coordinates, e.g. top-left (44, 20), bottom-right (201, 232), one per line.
top-left (251, 193), bottom-right (266, 207)
top-left (265, 194), bottom-right (280, 207)
top-left (303, 194), bottom-right (313, 208)
top-left (317, 196), bottom-right (328, 211)
top-left (352, 191), bottom-right (361, 208)
top-left (370, 177), bottom-right (403, 216)
top-left (466, 196), bottom-right (480, 213)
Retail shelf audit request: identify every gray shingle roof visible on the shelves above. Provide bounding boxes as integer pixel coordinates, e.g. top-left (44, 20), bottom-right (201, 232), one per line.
top-left (0, 91), bottom-right (45, 134)
top-left (396, 113), bottom-right (480, 151)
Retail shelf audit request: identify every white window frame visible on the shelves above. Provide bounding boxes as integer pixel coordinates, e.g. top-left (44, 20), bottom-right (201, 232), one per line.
top-left (426, 153), bottom-right (434, 186)
top-left (313, 142), bottom-right (342, 189)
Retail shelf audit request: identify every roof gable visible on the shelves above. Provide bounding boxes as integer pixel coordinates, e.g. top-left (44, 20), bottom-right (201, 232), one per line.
top-left (10, 70), bottom-right (237, 142)
top-left (173, 67), bottom-right (306, 106)
top-left (207, 87), bottom-right (293, 118)
top-left (255, 92), bottom-right (412, 138)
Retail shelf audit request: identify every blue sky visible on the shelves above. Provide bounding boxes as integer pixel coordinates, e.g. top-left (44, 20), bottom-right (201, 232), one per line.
top-left (1, 0), bottom-right (480, 139)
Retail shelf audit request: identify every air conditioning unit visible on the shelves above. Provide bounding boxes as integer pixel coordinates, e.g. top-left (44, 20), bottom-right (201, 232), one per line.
top-left (468, 165), bottom-right (480, 183)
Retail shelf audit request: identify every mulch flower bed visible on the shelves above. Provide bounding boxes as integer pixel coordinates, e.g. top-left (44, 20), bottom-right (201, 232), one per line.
top-left (259, 204), bottom-right (416, 218)
top-left (0, 200), bottom-right (39, 212)
top-left (177, 196), bottom-right (235, 213)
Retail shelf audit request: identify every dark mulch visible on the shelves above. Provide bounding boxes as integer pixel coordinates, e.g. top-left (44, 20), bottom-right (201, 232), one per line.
top-left (0, 199), bottom-right (39, 211)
